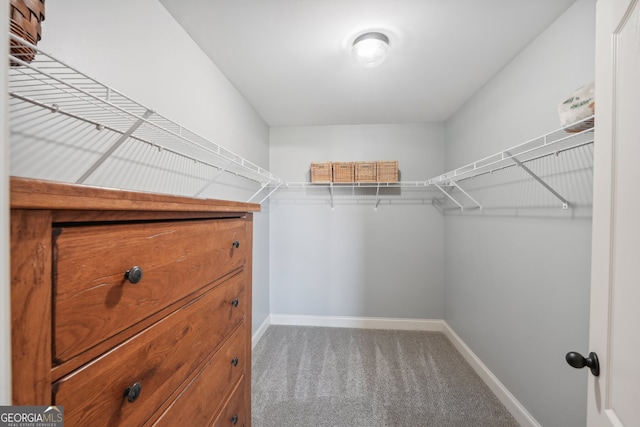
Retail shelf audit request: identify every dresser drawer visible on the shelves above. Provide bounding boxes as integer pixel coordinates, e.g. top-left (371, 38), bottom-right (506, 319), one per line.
top-left (53, 272), bottom-right (246, 427)
top-left (152, 324), bottom-right (246, 427)
top-left (53, 218), bottom-right (247, 361)
top-left (212, 379), bottom-right (246, 427)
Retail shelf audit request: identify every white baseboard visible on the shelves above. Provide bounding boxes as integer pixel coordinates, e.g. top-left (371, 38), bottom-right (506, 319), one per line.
top-left (269, 314), bottom-right (445, 331)
top-left (252, 315), bottom-right (271, 349)
top-left (441, 321), bottom-right (541, 427)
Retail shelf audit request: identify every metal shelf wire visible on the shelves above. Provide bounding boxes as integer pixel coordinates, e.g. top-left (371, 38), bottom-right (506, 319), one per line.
top-left (284, 181), bottom-right (431, 189)
top-left (278, 117), bottom-right (595, 211)
top-left (8, 33), bottom-right (282, 203)
top-left (8, 33), bottom-right (593, 208)
top-left (426, 116), bottom-right (595, 210)
top-left (278, 181), bottom-right (439, 210)
top-left (427, 116), bottom-right (594, 186)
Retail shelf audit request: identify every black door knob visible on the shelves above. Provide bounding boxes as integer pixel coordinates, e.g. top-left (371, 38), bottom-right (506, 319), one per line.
top-left (231, 414), bottom-right (238, 425)
top-left (124, 382), bottom-right (142, 402)
top-left (125, 266), bottom-right (143, 284)
top-left (232, 240), bottom-right (240, 249)
top-left (565, 351), bottom-right (600, 376)
top-left (231, 298), bottom-right (239, 307)
top-left (231, 357), bottom-right (239, 366)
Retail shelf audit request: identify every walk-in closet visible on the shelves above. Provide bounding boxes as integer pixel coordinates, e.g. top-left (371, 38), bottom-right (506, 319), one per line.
top-left (2, 0), bottom-right (638, 426)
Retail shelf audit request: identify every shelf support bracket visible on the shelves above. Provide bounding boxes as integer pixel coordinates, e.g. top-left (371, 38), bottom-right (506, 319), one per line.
top-left (374, 183), bottom-right (381, 211)
top-left (247, 182), bottom-right (282, 204)
top-left (449, 181), bottom-right (482, 210)
top-left (76, 109), bottom-right (154, 184)
top-left (194, 159), bottom-right (236, 197)
top-left (329, 184), bottom-right (334, 210)
top-left (506, 151), bottom-right (569, 209)
top-left (435, 183), bottom-right (464, 210)
top-left (247, 181), bottom-right (270, 203)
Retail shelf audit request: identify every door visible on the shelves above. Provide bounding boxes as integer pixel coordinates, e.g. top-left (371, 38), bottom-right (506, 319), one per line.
top-left (587, 0), bottom-right (640, 425)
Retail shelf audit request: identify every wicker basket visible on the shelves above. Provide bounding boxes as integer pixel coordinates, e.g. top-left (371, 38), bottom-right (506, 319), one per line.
top-left (10, 0), bottom-right (45, 65)
top-left (355, 161), bottom-right (377, 182)
top-left (332, 162), bottom-right (354, 183)
top-left (377, 161), bottom-right (399, 182)
top-left (310, 162), bottom-right (332, 183)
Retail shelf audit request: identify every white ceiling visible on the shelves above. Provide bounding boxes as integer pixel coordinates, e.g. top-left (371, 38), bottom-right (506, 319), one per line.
top-left (159, 0), bottom-right (577, 127)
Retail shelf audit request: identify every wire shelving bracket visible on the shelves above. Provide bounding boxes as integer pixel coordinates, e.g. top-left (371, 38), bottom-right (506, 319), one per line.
top-left (426, 116), bottom-right (594, 211)
top-left (8, 33), bottom-right (283, 203)
top-left (8, 33), bottom-right (593, 209)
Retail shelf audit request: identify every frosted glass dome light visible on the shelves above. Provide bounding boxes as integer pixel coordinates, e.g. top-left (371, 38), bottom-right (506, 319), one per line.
top-left (352, 32), bottom-right (390, 68)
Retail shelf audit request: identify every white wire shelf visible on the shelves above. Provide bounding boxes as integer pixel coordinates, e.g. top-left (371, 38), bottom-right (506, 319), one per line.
top-left (426, 116), bottom-right (595, 210)
top-left (8, 33), bottom-right (282, 203)
top-left (8, 33), bottom-right (593, 208)
top-left (428, 116), bottom-right (594, 186)
top-left (278, 117), bottom-right (595, 211)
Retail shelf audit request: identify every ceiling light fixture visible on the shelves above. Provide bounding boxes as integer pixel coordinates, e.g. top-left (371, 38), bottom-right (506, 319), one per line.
top-left (352, 32), bottom-right (390, 68)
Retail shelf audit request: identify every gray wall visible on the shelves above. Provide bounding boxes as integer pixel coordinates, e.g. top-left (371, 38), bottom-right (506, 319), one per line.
top-left (443, 0), bottom-right (595, 426)
top-left (17, 0), bottom-right (273, 336)
top-left (269, 123), bottom-right (445, 319)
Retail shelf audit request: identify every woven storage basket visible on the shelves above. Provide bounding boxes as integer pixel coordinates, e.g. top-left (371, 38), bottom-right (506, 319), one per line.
top-left (332, 162), bottom-right (354, 183)
top-left (355, 161), bottom-right (377, 182)
top-left (10, 0), bottom-right (45, 65)
top-left (310, 162), bottom-right (332, 183)
top-left (377, 161), bottom-right (399, 182)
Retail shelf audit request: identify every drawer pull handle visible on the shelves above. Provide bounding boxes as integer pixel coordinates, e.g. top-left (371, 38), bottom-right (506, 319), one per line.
top-left (231, 414), bottom-right (239, 425)
top-left (125, 266), bottom-right (143, 284)
top-left (232, 240), bottom-right (240, 249)
top-left (124, 382), bottom-right (142, 403)
top-left (231, 299), bottom-right (239, 308)
top-left (231, 357), bottom-right (239, 366)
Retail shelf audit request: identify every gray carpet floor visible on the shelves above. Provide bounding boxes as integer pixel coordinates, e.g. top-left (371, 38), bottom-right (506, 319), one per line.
top-left (252, 326), bottom-right (520, 427)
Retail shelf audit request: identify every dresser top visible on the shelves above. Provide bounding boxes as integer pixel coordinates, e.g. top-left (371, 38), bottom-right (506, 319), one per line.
top-left (10, 177), bottom-right (261, 213)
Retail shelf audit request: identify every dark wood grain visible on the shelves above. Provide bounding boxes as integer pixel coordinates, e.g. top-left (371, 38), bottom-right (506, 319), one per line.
top-left (211, 379), bottom-right (246, 427)
top-left (10, 177), bottom-right (260, 213)
top-left (10, 209), bottom-right (52, 405)
top-left (244, 214), bottom-right (254, 427)
top-left (151, 324), bottom-right (246, 427)
top-left (52, 209), bottom-right (245, 223)
top-left (53, 272), bottom-right (246, 427)
top-left (50, 270), bottom-right (240, 382)
top-left (11, 178), bottom-right (255, 424)
top-left (53, 218), bottom-right (247, 362)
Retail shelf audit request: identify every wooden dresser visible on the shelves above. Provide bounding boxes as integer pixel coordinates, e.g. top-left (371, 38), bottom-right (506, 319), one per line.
top-left (10, 177), bottom-right (259, 426)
